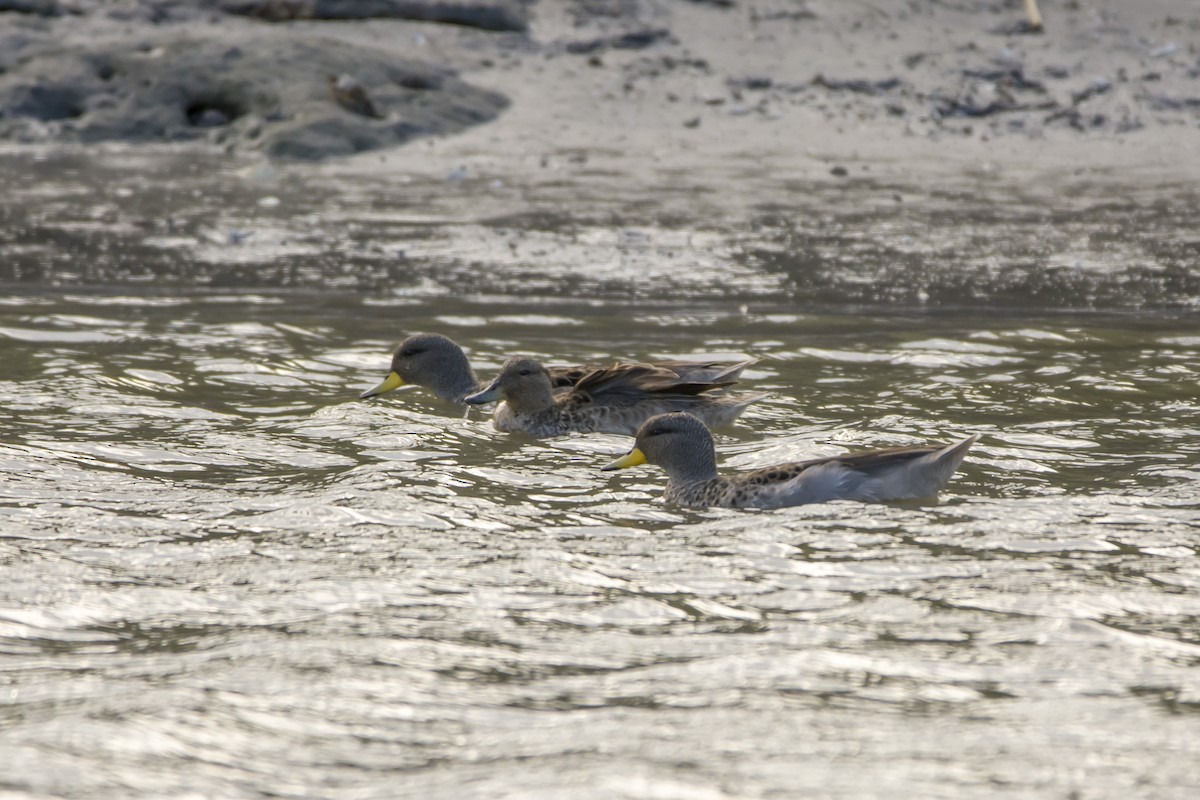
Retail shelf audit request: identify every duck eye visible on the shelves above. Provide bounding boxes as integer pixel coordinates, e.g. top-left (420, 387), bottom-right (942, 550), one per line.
top-left (401, 347), bottom-right (422, 357)
top-left (517, 368), bottom-right (532, 376)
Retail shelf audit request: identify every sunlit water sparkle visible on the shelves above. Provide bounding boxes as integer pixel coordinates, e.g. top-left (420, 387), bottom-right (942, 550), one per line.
top-left (1, 151), bottom-right (1199, 799)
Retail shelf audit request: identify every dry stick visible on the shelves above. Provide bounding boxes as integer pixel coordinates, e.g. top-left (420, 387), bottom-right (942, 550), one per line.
top-left (1024, 0), bottom-right (1043, 31)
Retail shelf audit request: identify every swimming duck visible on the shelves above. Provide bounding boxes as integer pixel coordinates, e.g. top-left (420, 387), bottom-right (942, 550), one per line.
top-left (463, 357), bottom-right (764, 437)
top-left (603, 412), bottom-right (977, 509)
top-left (360, 332), bottom-right (754, 403)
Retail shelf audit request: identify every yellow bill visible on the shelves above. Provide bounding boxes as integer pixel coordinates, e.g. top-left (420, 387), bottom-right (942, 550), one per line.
top-left (602, 447), bottom-right (647, 471)
top-left (360, 371), bottom-right (404, 399)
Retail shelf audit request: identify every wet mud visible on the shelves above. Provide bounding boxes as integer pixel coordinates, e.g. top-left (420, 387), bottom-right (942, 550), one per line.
top-left (3, 149), bottom-right (1198, 312)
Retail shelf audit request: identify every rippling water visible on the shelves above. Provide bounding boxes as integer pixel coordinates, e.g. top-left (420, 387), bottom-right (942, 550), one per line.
top-left (2, 153), bottom-right (1200, 798)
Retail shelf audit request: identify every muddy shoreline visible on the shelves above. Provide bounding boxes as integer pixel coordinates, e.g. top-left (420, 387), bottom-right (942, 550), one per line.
top-left (1, 0), bottom-right (1198, 304)
top-left (2, 1), bottom-right (1197, 158)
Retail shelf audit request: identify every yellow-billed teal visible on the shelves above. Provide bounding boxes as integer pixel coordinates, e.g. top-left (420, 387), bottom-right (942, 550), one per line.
top-left (360, 333), bottom-right (754, 404)
top-left (604, 412), bottom-right (977, 509)
top-left (463, 357), bottom-right (764, 436)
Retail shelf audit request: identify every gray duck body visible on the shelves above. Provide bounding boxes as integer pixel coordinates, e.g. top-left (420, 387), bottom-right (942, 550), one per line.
top-left (464, 357), bottom-right (763, 437)
top-left (605, 413), bottom-right (977, 509)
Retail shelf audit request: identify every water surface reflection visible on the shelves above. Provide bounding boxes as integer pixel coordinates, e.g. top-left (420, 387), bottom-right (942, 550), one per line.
top-left (1, 291), bottom-right (1197, 797)
top-left (2, 144), bottom-right (1200, 796)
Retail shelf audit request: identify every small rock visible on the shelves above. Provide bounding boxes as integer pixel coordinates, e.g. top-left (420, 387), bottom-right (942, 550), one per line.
top-left (192, 108), bottom-right (229, 128)
top-left (733, 76), bottom-right (773, 91)
top-left (565, 28), bottom-right (670, 55)
top-left (830, 165), bottom-right (848, 177)
top-left (218, 0), bottom-right (528, 33)
top-left (328, 74), bottom-right (381, 119)
top-left (1071, 77), bottom-right (1111, 105)
top-left (813, 74), bottom-right (901, 95)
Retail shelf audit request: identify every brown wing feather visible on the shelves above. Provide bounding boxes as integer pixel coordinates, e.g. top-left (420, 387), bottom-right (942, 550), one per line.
top-left (739, 445), bottom-right (943, 486)
top-left (548, 359), bottom-right (750, 389)
top-left (572, 362), bottom-right (734, 402)
top-left (654, 359), bottom-right (754, 383)
top-left (813, 444), bottom-right (943, 472)
top-left (547, 364), bottom-right (602, 388)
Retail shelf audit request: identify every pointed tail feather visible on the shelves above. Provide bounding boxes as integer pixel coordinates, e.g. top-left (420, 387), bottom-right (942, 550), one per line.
top-left (916, 434), bottom-right (978, 495)
top-left (934, 434), bottom-right (978, 471)
top-left (867, 434), bottom-right (978, 501)
top-left (691, 358), bottom-right (758, 383)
